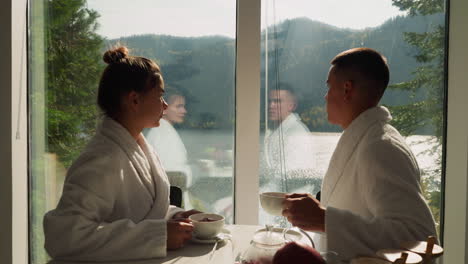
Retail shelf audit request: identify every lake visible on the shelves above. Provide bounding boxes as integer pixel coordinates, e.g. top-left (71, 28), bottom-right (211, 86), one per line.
top-left (177, 130), bottom-right (442, 224)
top-left (179, 130), bottom-right (440, 179)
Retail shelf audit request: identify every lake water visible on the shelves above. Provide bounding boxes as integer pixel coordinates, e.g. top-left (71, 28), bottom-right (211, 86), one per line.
top-left (177, 130), bottom-right (441, 223)
top-left (179, 130), bottom-right (440, 178)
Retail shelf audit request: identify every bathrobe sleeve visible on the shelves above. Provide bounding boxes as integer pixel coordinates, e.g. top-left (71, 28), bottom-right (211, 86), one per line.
top-left (43, 153), bottom-right (168, 261)
top-left (325, 139), bottom-right (436, 260)
top-left (166, 205), bottom-right (184, 219)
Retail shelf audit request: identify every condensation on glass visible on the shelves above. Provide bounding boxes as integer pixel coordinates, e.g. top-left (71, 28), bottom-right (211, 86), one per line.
top-left (258, 0), bottom-right (446, 230)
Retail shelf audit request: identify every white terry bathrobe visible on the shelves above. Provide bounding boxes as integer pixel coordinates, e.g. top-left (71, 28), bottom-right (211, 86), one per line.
top-left (144, 118), bottom-right (192, 185)
top-left (319, 106), bottom-right (437, 261)
top-left (43, 117), bottom-right (183, 261)
top-left (263, 112), bottom-right (314, 173)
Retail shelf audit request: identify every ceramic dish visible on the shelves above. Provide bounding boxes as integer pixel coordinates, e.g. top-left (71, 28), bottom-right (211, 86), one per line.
top-left (191, 228), bottom-right (231, 244)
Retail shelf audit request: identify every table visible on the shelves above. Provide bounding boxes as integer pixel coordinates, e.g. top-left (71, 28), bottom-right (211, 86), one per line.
top-left (48, 225), bottom-right (286, 264)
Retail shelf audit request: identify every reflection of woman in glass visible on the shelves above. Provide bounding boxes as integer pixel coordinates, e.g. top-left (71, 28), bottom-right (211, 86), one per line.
top-left (44, 47), bottom-right (198, 261)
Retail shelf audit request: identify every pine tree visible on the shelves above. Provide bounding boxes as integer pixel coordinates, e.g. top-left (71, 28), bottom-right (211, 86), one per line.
top-left (389, 0), bottom-right (446, 139)
top-left (46, 0), bottom-right (104, 167)
top-left (389, 0), bottom-right (446, 229)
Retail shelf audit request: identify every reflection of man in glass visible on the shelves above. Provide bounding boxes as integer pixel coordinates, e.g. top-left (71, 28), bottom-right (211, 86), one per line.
top-left (144, 89), bottom-right (192, 189)
top-left (262, 86), bottom-right (315, 189)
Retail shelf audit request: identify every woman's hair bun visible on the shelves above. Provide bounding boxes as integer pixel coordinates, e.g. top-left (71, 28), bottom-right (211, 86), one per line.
top-left (103, 46), bottom-right (129, 64)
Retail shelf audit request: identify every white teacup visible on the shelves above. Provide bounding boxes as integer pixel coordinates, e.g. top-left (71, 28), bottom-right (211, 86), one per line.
top-left (260, 192), bottom-right (288, 216)
top-left (189, 213), bottom-right (225, 240)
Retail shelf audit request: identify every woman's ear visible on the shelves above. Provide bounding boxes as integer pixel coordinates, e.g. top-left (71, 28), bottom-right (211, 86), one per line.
top-left (124, 91), bottom-right (140, 112)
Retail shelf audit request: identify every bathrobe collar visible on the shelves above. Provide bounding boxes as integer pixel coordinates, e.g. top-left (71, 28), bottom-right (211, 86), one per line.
top-left (267, 112), bottom-right (302, 135)
top-left (322, 106), bottom-right (392, 205)
top-left (98, 117), bottom-right (157, 200)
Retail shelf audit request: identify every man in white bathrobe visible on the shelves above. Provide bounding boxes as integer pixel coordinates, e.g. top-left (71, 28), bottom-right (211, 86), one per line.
top-left (282, 47), bottom-right (437, 261)
top-left (145, 91), bottom-right (191, 183)
top-left (145, 91), bottom-right (193, 209)
top-left (261, 86), bottom-right (315, 185)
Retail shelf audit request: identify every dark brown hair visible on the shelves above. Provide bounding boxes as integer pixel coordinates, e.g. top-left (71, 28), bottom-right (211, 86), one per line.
top-left (164, 87), bottom-right (185, 104)
top-left (331, 47), bottom-right (389, 98)
top-left (97, 46), bottom-right (164, 118)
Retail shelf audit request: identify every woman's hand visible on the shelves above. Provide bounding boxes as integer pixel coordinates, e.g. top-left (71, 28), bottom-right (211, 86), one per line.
top-left (282, 193), bottom-right (326, 232)
top-left (166, 219), bottom-right (194, 250)
top-left (172, 209), bottom-right (203, 220)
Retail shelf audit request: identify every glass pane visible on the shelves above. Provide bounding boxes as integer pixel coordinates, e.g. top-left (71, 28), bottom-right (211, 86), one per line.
top-left (259, 0), bottom-right (446, 235)
top-left (29, 0), bottom-right (236, 262)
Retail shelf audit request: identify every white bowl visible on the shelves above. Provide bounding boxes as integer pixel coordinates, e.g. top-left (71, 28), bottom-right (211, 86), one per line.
top-left (260, 192), bottom-right (288, 216)
top-left (188, 213), bottom-right (225, 239)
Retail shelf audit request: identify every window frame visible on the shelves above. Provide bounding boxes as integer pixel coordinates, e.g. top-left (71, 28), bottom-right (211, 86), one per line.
top-left (235, 0), bottom-right (261, 224)
top-left (1, 0), bottom-right (29, 263)
top-left (443, 0), bottom-right (468, 262)
top-left (1, 0), bottom-right (467, 263)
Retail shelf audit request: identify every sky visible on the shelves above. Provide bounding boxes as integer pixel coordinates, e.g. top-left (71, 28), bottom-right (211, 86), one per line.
top-left (86, 0), bottom-right (407, 39)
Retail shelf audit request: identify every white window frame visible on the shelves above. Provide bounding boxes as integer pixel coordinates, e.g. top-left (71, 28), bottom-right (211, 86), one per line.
top-left (235, 0), bottom-right (261, 225)
top-left (1, 0), bottom-right (29, 263)
top-left (1, 0), bottom-right (467, 263)
top-left (443, 0), bottom-right (468, 263)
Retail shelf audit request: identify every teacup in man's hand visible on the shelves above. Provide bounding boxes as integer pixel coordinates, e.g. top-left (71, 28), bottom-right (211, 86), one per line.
top-left (282, 193), bottom-right (326, 232)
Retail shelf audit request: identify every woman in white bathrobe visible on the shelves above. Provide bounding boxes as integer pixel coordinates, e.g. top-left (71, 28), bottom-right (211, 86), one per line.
top-left (43, 46), bottom-right (199, 261)
top-left (282, 48), bottom-right (437, 261)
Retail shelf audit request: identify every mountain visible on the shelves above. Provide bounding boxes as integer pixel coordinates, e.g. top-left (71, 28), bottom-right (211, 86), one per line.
top-left (107, 13), bottom-right (444, 132)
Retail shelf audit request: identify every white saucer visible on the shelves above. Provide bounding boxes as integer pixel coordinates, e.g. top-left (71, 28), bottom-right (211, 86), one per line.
top-left (191, 229), bottom-right (231, 244)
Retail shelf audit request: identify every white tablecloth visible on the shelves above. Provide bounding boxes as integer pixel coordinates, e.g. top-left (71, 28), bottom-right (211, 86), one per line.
top-left (48, 225), bottom-right (318, 264)
top-left (46, 225), bottom-right (255, 264)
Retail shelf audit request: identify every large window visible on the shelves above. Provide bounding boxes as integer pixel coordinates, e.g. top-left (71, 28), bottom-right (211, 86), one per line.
top-left (258, 0), bottom-right (447, 232)
top-left (29, 0), bottom-right (236, 262)
top-left (28, 0), bottom-right (449, 263)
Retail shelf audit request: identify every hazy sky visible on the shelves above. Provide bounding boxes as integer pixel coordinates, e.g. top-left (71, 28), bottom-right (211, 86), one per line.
top-left (87, 0), bottom-right (407, 39)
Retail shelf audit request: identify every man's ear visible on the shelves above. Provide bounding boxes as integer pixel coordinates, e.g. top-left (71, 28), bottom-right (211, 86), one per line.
top-left (343, 80), bottom-right (354, 101)
top-left (290, 101), bottom-right (297, 112)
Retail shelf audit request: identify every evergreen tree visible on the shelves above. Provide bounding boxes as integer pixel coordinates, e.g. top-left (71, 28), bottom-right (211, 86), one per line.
top-left (389, 0), bottom-right (446, 139)
top-left (46, 0), bottom-right (104, 167)
top-left (389, 0), bottom-right (446, 228)
top-left (31, 2), bottom-right (104, 262)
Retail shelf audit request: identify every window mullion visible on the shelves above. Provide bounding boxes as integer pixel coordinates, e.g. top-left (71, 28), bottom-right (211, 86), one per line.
top-left (3, 0), bottom-right (29, 264)
top-left (234, 0), bottom-right (261, 224)
top-left (444, 0), bottom-right (468, 262)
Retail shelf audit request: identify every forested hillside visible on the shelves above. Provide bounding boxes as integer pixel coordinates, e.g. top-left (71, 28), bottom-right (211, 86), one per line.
top-left (108, 14), bottom-right (443, 132)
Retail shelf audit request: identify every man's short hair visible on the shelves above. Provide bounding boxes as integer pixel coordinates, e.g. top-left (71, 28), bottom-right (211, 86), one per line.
top-left (331, 48), bottom-right (390, 98)
top-left (271, 82), bottom-right (298, 103)
top-left (164, 87), bottom-right (185, 104)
